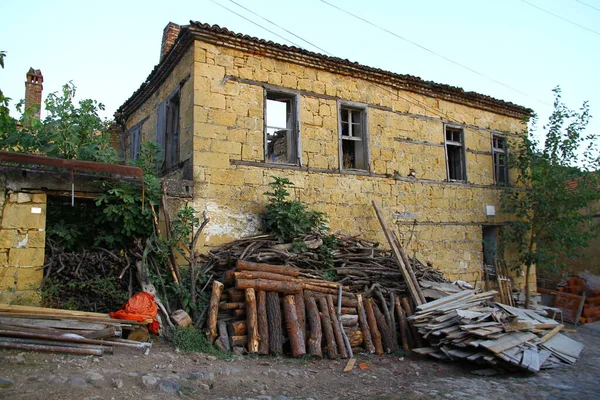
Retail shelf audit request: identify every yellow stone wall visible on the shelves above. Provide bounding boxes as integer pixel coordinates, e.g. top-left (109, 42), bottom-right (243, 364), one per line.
top-left (124, 38), bottom-right (532, 288)
top-left (0, 190), bottom-right (46, 304)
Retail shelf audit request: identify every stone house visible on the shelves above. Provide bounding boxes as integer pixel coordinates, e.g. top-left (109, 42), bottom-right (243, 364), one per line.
top-left (116, 21), bottom-right (533, 288)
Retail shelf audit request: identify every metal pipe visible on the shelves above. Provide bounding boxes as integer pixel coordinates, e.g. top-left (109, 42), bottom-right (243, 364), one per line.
top-left (0, 337), bottom-right (113, 354)
top-left (0, 341), bottom-right (104, 356)
top-left (0, 329), bottom-right (143, 350)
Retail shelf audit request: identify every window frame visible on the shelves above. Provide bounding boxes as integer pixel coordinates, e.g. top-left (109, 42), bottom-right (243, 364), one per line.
top-left (338, 100), bottom-right (370, 172)
top-left (492, 133), bottom-right (509, 185)
top-left (263, 89), bottom-right (301, 166)
top-left (444, 124), bottom-right (467, 182)
top-left (164, 90), bottom-right (180, 170)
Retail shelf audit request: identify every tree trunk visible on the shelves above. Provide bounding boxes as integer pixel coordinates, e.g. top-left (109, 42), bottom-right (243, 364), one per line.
top-left (317, 297), bottom-right (337, 359)
top-left (400, 297), bottom-right (423, 348)
top-left (236, 279), bottom-right (301, 295)
top-left (305, 295), bottom-right (322, 358)
top-left (266, 292), bottom-right (283, 355)
top-left (207, 281), bottom-right (224, 344)
top-left (356, 294), bottom-right (375, 353)
top-left (394, 295), bottom-right (410, 351)
top-left (283, 295), bottom-right (306, 357)
top-left (236, 260), bottom-right (300, 277)
top-left (245, 288), bottom-right (259, 353)
top-left (327, 295), bottom-right (348, 358)
top-left (372, 300), bottom-right (396, 353)
top-left (257, 290), bottom-right (269, 355)
top-left (364, 298), bottom-right (384, 355)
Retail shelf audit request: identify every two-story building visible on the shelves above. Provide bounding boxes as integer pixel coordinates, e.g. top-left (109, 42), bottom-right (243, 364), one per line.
top-left (116, 21), bottom-right (533, 287)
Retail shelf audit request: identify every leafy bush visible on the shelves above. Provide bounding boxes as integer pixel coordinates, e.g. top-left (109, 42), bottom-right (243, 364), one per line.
top-left (262, 176), bottom-right (328, 242)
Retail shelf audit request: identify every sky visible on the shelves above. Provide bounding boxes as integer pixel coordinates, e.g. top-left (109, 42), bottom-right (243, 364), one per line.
top-left (1, 0), bottom-right (598, 157)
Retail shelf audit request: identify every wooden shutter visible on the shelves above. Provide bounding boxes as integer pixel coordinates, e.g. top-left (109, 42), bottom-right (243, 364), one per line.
top-left (129, 125), bottom-right (141, 161)
top-left (156, 100), bottom-right (167, 167)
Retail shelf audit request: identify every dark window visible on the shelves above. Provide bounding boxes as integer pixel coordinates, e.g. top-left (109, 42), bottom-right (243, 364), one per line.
top-left (445, 126), bottom-right (466, 181)
top-left (340, 106), bottom-right (368, 170)
top-left (129, 124), bottom-right (141, 162)
top-left (265, 92), bottom-right (298, 164)
top-left (165, 93), bottom-right (180, 169)
top-left (492, 135), bottom-right (508, 185)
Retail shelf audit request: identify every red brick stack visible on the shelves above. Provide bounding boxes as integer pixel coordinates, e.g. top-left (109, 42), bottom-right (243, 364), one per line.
top-left (558, 278), bottom-right (600, 324)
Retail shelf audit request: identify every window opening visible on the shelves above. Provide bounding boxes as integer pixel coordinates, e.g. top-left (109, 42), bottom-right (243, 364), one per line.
top-left (445, 126), bottom-right (466, 181)
top-left (340, 107), bottom-right (367, 170)
top-left (265, 92), bottom-right (297, 164)
top-left (492, 135), bottom-right (508, 185)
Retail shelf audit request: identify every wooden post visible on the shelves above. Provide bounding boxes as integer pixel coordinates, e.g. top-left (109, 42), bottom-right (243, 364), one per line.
top-left (372, 300), bottom-right (397, 353)
top-left (394, 295), bottom-right (410, 351)
top-left (245, 288), bottom-right (259, 353)
top-left (394, 233), bottom-right (426, 305)
top-left (207, 281), bottom-right (224, 344)
top-left (295, 290), bottom-right (306, 351)
top-left (283, 295), bottom-right (306, 357)
top-left (266, 292), bottom-right (283, 355)
top-left (305, 295), bottom-right (322, 358)
top-left (257, 291), bottom-right (269, 355)
top-left (364, 298), bottom-right (384, 355)
top-left (317, 297), bottom-right (337, 359)
top-left (327, 295), bottom-right (348, 358)
top-left (401, 297), bottom-right (423, 348)
top-left (356, 294), bottom-right (375, 353)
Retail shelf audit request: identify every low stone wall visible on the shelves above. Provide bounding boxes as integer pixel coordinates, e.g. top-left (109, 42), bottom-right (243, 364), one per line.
top-left (0, 190), bottom-right (46, 304)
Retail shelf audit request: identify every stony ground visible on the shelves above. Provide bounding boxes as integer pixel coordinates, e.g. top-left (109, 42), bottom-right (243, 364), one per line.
top-left (0, 322), bottom-right (598, 400)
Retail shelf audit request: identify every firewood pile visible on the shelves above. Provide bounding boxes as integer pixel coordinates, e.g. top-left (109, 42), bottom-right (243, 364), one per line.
top-left (0, 304), bottom-right (151, 356)
top-left (409, 290), bottom-right (584, 372)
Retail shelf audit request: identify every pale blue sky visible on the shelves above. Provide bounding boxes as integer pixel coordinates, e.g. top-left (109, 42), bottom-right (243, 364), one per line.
top-left (1, 0), bottom-right (598, 152)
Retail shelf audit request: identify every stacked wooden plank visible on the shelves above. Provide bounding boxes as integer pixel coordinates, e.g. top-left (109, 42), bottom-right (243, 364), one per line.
top-left (0, 304), bottom-right (151, 356)
top-left (409, 291), bottom-right (584, 372)
top-left (206, 260), bottom-right (418, 358)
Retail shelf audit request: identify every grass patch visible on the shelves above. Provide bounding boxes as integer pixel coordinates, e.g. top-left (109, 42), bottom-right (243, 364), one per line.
top-left (167, 326), bottom-right (231, 359)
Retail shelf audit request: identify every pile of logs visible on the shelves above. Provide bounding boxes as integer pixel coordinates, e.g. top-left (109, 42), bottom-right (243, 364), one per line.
top-left (0, 304), bottom-right (151, 356)
top-left (409, 291), bottom-right (584, 372)
top-left (206, 260), bottom-right (426, 358)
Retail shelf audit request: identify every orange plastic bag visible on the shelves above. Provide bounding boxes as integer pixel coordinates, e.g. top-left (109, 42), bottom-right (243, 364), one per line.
top-left (109, 292), bottom-right (159, 334)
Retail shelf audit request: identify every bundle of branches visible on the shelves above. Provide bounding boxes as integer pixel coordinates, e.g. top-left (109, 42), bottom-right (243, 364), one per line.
top-left (41, 242), bottom-right (139, 313)
top-left (200, 233), bottom-right (448, 300)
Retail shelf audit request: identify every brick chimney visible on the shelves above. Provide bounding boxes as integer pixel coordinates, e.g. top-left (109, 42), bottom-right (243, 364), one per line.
top-left (25, 68), bottom-right (43, 118)
top-left (160, 22), bottom-right (181, 62)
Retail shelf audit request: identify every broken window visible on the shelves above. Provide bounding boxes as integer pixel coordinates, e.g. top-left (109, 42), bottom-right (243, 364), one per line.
top-left (129, 124), bottom-right (141, 162)
top-left (265, 92), bottom-right (298, 164)
top-left (444, 126), bottom-right (466, 181)
top-left (492, 134), bottom-right (508, 185)
top-left (340, 106), bottom-right (368, 170)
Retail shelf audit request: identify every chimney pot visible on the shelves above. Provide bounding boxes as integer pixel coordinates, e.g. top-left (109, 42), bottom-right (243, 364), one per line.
top-left (25, 67), bottom-right (43, 119)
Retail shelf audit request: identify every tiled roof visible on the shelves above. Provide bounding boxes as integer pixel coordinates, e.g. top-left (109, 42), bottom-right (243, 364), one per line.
top-left (116, 21), bottom-right (533, 121)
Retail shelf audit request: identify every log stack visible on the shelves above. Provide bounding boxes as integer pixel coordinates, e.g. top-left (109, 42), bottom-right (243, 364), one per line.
top-left (206, 260), bottom-right (414, 358)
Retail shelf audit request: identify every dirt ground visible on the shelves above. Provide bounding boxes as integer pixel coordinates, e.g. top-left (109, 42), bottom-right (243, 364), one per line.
top-left (0, 322), bottom-right (598, 400)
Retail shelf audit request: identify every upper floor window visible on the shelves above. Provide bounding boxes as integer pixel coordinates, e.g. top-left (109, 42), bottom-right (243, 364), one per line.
top-left (129, 124), bottom-right (142, 162)
top-left (339, 104), bottom-right (368, 171)
top-left (444, 125), bottom-right (466, 181)
top-left (492, 134), bottom-right (508, 185)
top-left (265, 91), bottom-right (298, 165)
top-left (156, 89), bottom-right (180, 170)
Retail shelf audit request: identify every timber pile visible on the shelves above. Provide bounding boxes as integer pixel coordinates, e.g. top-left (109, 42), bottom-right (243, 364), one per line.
top-left (409, 290), bottom-right (584, 372)
top-left (206, 260), bottom-right (424, 357)
top-left (0, 304), bottom-right (151, 356)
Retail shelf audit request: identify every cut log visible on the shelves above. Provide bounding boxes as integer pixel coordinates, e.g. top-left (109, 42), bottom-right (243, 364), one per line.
top-left (245, 288), bottom-right (259, 354)
top-left (401, 297), bottom-right (424, 348)
top-left (236, 260), bottom-right (300, 277)
top-left (364, 298), bottom-right (384, 355)
top-left (341, 307), bottom-right (358, 315)
top-left (318, 297), bottom-right (338, 359)
top-left (356, 294), bottom-right (375, 354)
top-left (257, 291), bottom-right (269, 355)
top-left (295, 290), bottom-right (306, 351)
top-left (217, 320), bottom-right (231, 351)
top-left (223, 270), bottom-right (235, 286)
top-left (301, 283), bottom-right (353, 297)
top-left (219, 302), bottom-right (246, 311)
top-left (283, 295), bottom-right (306, 357)
top-left (234, 270), bottom-right (295, 282)
top-left (341, 314), bottom-right (359, 327)
top-left (305, 291), bottom-right (357, 307)
top-left (375, 290), bottom-right (396, 346)
top-left (227, 288), bottom-right (245, 302)
top-left (230, 335), bottom-right (248, 347)
top-left (372, 300), bottom-right (397, 353)
top-left (266, 292), bottom-right (283, 355)
top-left (346, 329), bottom-right (363, 347)
top-left (395, 236), bottom-right (426, 305)
top-left (232, 309), bottom-right (247, 318)
top-left (394, 295), bottom-right (410, 351)
top-left (305, 295), bottom-right (322, 358)
top-left (227, 320), bottom-right (247, 337)
top-left (327, 295), bottom-right (348, 358)
top-left (207, 281), bottom-right (224, 344)
top-left (236, 279), bottom-right (301, 295)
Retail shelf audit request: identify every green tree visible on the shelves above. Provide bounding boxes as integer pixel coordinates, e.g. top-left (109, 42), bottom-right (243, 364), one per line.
top-left (502, 87), bottom-right (600, 308)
